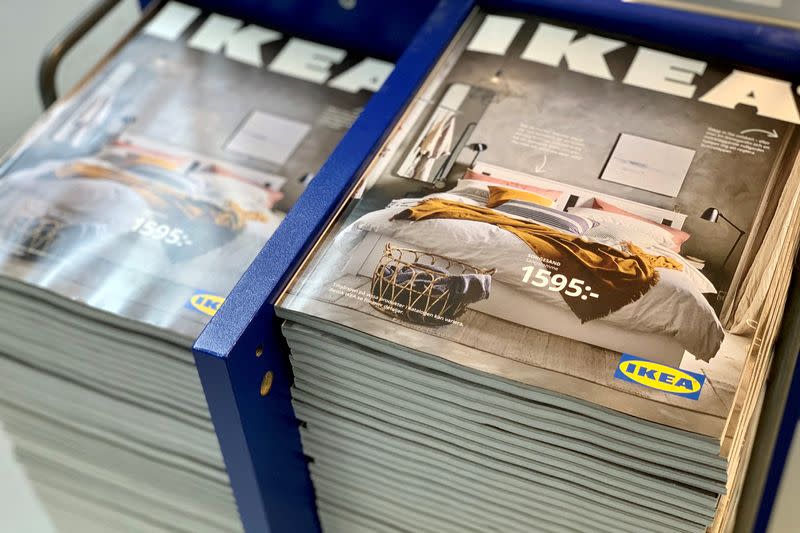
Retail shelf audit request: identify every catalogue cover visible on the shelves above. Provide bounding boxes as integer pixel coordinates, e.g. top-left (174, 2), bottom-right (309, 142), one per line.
top-left (280, 11), bottom-right (800, 438)
top-left (0, 0), bottom-right (392, 339)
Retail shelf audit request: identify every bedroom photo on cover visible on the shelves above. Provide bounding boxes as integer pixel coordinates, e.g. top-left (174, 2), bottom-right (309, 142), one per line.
top-left (281, 11), bottom-right (800, 440)
top-left (0, 1), bottom-right (390, 339)
top-left (277, 9), bottom-right (800, 533)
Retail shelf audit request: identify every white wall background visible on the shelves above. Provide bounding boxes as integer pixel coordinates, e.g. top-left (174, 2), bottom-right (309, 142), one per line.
top-left (0, 1), bottom-right (797, 532)
top-left (0, 0), bottom-right (139, 152)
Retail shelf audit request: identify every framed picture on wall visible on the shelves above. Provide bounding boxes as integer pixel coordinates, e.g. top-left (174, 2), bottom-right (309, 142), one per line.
top-left (599, 133), bottom-right (696, 197)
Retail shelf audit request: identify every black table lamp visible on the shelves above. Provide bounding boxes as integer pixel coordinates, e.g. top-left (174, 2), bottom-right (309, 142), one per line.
top-left (701, 207), bottom-right (746, 268)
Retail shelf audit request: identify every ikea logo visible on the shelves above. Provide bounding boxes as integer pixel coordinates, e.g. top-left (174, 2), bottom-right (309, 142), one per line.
top-left (186, 292), bottom-right (225, 317)
top-left (614, 354), bottom-right (705, 400)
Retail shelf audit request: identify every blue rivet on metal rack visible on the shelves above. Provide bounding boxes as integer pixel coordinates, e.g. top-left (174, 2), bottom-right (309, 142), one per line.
top-left (260, 371), bottom-right (274, 397)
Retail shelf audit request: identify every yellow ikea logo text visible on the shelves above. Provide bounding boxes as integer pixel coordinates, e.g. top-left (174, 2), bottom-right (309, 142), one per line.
top-left (188, 293), bottom-right (225, 317)
top-left (614, 355), bottom-right (705, 400)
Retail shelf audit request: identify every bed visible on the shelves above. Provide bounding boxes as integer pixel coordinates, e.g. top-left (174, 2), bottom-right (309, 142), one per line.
top-left (341, 162), bottom-right (723, 367)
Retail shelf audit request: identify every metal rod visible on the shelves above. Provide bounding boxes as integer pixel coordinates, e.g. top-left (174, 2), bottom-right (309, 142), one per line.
top-left (723, 229), bottom-right (746, 269)
top-left (719, 212), bottom-right (745, 234)
top-left (38, 0), bottom-right (123, 108)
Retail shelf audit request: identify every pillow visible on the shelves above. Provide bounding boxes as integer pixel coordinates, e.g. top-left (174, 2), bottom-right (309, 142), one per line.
top-left (462, 169), bottom-right (563, 201)
top-left (494, 200), bottom-right (597, 235)
top-left (582, 223), bottom-right (661, 249)
top-left (590, 198), bottom-right (690, 252)
top-left (445, 183), bottom-right (490, 204)
top-left (487, 186), bottom-right (555, 208)
top-left (570, 207), bottom-right (685, 251)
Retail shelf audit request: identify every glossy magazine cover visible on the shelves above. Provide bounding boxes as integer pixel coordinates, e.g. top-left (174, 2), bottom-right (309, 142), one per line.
top-left (0, 1), bottom-right (391, 339)
top-left (280, 10), bottom-right (800, 439)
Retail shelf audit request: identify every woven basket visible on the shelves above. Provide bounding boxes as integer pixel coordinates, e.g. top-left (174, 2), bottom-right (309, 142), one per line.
top-left (8, 215), bottom-right (64, 258)
top-left (370, 243), bottom-right (495, 326)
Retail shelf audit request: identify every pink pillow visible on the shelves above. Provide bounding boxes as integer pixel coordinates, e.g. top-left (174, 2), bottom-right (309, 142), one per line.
top-left (592, 198), bottom-right (690, 252)
top-left (463, 169), bottom-right (562, 202)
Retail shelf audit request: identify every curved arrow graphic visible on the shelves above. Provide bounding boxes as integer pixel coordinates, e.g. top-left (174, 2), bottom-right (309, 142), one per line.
top-left (740, 128), bottom-right (779, 138)
top-left (536, 153), bottom-right (547, 173)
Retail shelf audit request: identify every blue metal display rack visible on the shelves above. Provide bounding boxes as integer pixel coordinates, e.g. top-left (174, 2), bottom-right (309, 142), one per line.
top-left (192, 2), bottom-right (800, 532)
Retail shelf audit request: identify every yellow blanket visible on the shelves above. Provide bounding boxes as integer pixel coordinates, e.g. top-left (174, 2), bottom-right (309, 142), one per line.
top-left (391, 199), bottom-right (682, 322)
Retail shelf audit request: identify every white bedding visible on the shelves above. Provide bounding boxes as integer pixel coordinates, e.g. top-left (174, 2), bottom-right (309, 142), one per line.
top-left (337, 189), bottom-right (724, 361)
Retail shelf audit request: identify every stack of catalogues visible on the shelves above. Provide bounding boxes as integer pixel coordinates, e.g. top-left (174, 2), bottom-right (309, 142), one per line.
top-left (0, 2), bottom-right (391, 531)
top-left (277, 10), bottom-right (800, 532)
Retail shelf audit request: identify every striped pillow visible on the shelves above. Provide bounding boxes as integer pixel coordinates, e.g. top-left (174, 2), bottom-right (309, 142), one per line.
top-left (453, 187), bottom-right (490, 204)
top-left (493, 200), bottom-right (598, 235)
top-left (487, 186), bottom-right (555, 208)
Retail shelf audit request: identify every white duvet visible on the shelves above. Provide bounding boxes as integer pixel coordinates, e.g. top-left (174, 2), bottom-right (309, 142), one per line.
top-left (338, 190), bottom-right (725, 360)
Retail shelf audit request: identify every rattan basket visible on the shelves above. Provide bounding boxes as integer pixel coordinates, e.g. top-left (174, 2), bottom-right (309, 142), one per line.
top-left (370, 243), bottom-right (495, 326)
top-left (8, 215), bottom-right (64, 259)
